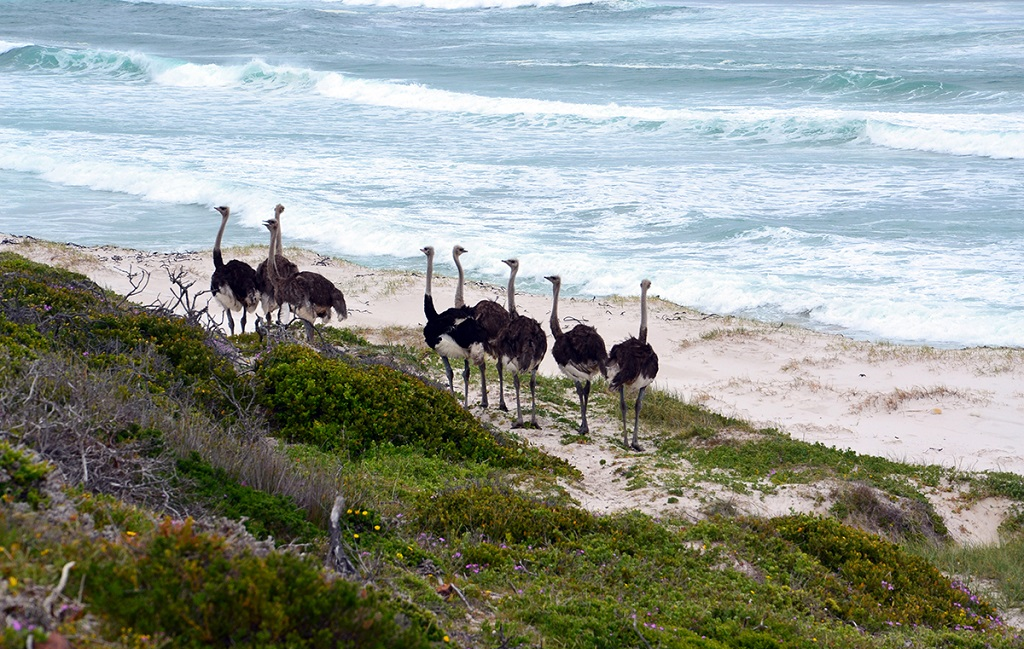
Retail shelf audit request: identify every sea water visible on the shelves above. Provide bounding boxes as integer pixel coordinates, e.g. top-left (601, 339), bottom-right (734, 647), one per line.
top-left (1, 0), bottom-right (1022, 347)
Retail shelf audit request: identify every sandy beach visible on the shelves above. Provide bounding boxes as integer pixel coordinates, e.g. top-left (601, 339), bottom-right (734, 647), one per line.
top-left (4, 233), bottom-right (1023, 547)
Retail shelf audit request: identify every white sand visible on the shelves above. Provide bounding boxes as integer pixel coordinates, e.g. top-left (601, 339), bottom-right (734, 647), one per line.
top-left (5, 234), bottom-right (1023, 548)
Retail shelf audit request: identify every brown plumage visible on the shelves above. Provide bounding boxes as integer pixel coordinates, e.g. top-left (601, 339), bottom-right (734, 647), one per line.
top-left (262, 218), bottom-right (347, 343)
top-left (473, 298), bottom-right (511, 411)
top-left (545, 275), bottom-right (607, 435)
top-left (452, 245), bottom-right (509, 409)
top-left (255, 203), bottom-right (299, 325)
top-left (494, 258), bottom-right (547, 428)
top-left (210, 205), bottom-right (258, 336)
top-left (607, 279), bottom-right (659, 451)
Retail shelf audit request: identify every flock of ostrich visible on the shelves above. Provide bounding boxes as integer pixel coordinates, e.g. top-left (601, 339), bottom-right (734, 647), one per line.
top-left (209, 205), bottom-right (659, 451)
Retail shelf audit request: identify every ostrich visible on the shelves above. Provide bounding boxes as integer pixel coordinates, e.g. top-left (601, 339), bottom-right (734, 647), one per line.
top-left (255, 203), bottom-right (298, 325)
top-left (421, 246), bottom-right (488, 406)
top-left (262, 218), bottom-right (347, 343)
top-left (494, 258), bottom-right (547, 428)
top-left (210, 205), bottom-right (259, 336)
top-left (452, 245), bottom-right (509, 409)
top-left (607, 279), bottom-right (660, 451)
top-left (544, 275), bottom-right (608, 435)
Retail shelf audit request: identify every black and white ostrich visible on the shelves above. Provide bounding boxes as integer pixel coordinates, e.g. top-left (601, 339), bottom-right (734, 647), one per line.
top-left (452, 245), bottom-right (510, 410)
top-left (262, 218), bottom-right (347, 343)
top-left (421, 246), bottom-right (488, 406)
top-left (255, 203), bottom-right (298, 325)
top-left (545, 275), bottom-right (608, 435)
top-left (210, 205), bottom-right (259, 336)
top-left (607, 279), bottom-right (659, 451)
top-left (494, 258), bottom-right (547, 428)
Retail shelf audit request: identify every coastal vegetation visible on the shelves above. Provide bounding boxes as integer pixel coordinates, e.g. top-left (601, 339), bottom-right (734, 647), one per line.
top-left (0, 250), bottom-right (1022, 648)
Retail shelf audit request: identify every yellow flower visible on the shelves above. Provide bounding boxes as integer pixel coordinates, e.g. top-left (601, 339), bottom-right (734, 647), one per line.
top-left (396, 552), bottom-right (404, 560)
top-left (443, 636), bottom-right (450, 643)
top-left (347, 509), bottom-right (353, 514)
top-left (374, 525), bottom-right (380, 531)
top-left (353, 534), bottom-right (360, 539)
top-left (126, 531), bottom-right (137, 538)
top-left (8, 577), bottom-right (17, 588)
top-left (362, 511), bottom-right (369, 516)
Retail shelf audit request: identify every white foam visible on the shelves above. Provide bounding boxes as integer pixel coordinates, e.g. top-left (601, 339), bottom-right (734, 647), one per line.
top-left (0, 40), bottom-right (31, 55)
top-left (864, 118), bottom-right (1024, 160)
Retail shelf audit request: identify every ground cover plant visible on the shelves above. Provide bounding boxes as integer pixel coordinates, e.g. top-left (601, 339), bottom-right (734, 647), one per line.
top-left (0, 251), bottom-right (1022, 648)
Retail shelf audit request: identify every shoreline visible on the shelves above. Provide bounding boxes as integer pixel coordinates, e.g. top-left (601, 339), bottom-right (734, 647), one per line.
top-left (4, 232), bottom-right (1024, 479)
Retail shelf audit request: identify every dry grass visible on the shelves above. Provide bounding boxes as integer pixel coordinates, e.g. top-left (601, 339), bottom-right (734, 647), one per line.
top-left (849, 385), bottom-right (987, 414)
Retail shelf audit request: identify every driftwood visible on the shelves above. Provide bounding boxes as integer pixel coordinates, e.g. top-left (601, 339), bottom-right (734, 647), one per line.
top-left (326, 495), bottom-right (358, 577)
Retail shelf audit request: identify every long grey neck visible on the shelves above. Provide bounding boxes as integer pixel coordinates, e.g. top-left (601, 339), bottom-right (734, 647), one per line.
top-left (425, 252), bottom-right (434, 297)
top-left (266, 226), bottom-right (279, 285)
top-left (275, 217), bottom-right (283, 253)
top-left (639, 283), bottom-right (649, 344)
top-left (549, 280), bottom-right (563, 338)
top-left (453, 253), bottom-right (465, 308)
top-left (506, 266), bottom-right (518, 315)
top-left (213, 213), bottom-right (228, 269)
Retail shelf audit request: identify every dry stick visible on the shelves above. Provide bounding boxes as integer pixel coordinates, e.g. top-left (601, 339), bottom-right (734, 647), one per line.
top-left (449, 582), bottom-right (472, 609)
top-left (43, 561), bottom-right (77, 618)
top-left (632, 617), bottom-right (654, 649)
top-left (327, 495), bottom-right (358, 576)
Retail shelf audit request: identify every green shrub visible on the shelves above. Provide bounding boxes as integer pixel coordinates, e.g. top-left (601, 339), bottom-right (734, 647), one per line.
top-left (256, 344), bottom-right (566, 472)
top-left (415, 480), bottom-right (595, 545)
top-left (0, 442), bottom-right (53, 509)
top-left (86, 518), bottom-right (438, 648)
top-left (770, 515), bottom-right (1002, 631)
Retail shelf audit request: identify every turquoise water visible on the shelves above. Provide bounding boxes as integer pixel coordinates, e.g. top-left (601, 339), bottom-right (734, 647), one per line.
top-left (1, 0), bottom-right (1022, 346)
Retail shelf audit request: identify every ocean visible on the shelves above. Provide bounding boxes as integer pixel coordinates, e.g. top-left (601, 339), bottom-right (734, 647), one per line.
top-left (1, 0), bottom-right (1022, 347)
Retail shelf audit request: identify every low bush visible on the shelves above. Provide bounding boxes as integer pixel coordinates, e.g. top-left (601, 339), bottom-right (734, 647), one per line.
top-left (769, 515), bottom-right (1002, 631)
top-left (415, 479), bottom-right (595, 545)
top-left (0, 442), bottom-right (53, 509)
top-left (85, 518), bottom-right (438, 648)
top-left (256, 344), bottom-right (570, 473)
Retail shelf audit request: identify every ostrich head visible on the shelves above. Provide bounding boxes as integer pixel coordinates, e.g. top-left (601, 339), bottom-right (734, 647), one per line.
top-left (502, 258), bottom-right (519, 271)
top-left (453, 244), bottom-right (467, 259)
top-left (421, 246), bottom-right (434, 258)
top-left (544, 275), bottom-right (561, 286)
top-left (263, 219), bottom-right (278, 234)
top-left (274, 204), bottom-right (285, 217)
top-left (214, 206), bottom-right (230, 218)
top-left (641, 278), bottom-right (651, 292)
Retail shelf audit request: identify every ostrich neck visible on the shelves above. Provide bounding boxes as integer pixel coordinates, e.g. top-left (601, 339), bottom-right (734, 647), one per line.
top-left (266, 227), bottom-right (280, 287)
top-left (424, 253), bottom-right (434, 297)
top-left (454, 255), bottom-right (465, 308)
top-left (639, 285), bottom-right (649, 343)
top-left (213, 214), bottom-right (228, 269)
top-left (549, 281), bottom-right (563, 338)
top-left (506, 267), bottom-right (519, 315)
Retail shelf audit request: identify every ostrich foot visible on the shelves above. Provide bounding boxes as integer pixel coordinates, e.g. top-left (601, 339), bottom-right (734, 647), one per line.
top-left (630, 441), bottom-right (645, 452)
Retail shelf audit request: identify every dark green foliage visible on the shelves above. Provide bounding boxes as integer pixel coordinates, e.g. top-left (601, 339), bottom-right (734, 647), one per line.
top-left (415, 480), bottom-right (595, 545)
top-left (769, 515), bottom-right (1001, 631)
top-left (0, 442), bottom-right (52, 509)
top-left (0, 252), bottom-right (250, 421)
top-left (979, 472), bottom-right (1024, 500)
top-left (256, 344), bottom-right (570, 473)
top-left (175, 453), bottom-right (322, 544)
top-left (85, 518), bottom-right (437, 648)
